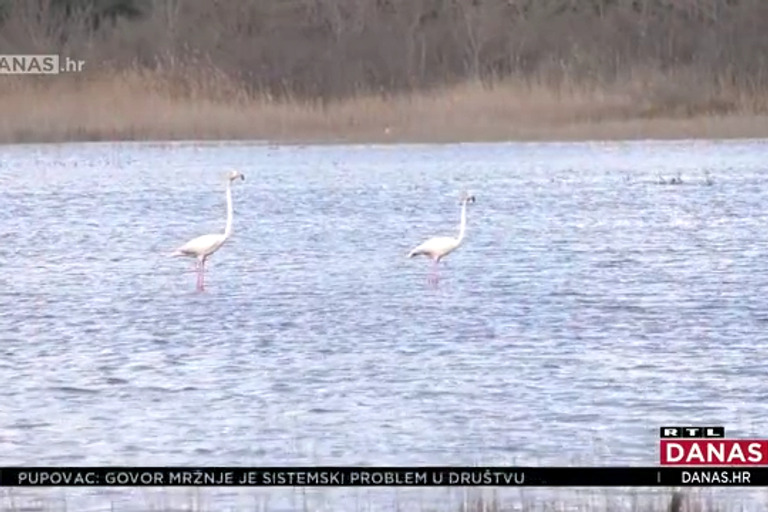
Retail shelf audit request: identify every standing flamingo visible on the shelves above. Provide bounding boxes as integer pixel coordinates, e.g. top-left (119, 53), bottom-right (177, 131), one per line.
top-left (407, 192), bottom-right (476, 284)
top-left (171, 170), bottom-right (245, 291)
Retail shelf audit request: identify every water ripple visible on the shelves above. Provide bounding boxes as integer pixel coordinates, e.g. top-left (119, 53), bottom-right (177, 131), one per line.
top-left (2, 140), bottom-right (768, 509)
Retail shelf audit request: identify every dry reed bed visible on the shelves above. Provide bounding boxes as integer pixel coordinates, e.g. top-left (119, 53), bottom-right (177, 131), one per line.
top-left (1, 69), bottom-right (768, 144)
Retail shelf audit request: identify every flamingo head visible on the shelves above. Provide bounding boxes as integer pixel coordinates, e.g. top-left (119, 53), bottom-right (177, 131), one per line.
top-left (228, 170), bottom-right (245, 182)
top-left (460, 192), bottom-right (476, 205)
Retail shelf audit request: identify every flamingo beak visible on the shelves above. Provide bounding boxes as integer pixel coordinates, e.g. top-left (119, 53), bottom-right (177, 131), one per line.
top-left (240, 174), bottom-right (245, 181)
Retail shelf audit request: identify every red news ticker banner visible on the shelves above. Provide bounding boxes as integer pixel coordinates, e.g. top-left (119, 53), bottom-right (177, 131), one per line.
top-left (660, 426), bottom-right (768, 466)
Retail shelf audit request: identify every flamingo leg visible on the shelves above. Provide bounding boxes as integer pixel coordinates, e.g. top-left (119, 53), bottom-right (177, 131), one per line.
top-left (194, 258), bottom-right (205, 292)
top-left (199, 258), bottom-right (206, 292)
top-left (428, 260), bottom-right (440, 286)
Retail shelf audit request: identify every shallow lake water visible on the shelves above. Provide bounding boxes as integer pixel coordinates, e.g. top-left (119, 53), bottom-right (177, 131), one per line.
top-left (1, 139), bottom-right (767, 511)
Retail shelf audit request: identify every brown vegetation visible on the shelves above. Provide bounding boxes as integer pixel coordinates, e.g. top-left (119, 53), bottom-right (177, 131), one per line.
top-left (1, 0), bottom-right (768, 144)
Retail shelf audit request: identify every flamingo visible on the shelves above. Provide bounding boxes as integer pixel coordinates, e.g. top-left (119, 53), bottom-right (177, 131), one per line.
top-left (171, 170), bottom-right (245, 291)
top-left (407, 192), bottom-right (476, 284)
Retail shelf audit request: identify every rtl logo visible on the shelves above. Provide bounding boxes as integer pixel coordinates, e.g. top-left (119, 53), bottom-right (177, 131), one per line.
top-left (660, 426), bottom-right (768, 465)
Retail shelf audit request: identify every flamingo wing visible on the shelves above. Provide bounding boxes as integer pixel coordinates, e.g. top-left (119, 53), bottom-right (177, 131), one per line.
top-left (408, 236), bottom-right (458, 259)
top-left (172, 233), bottom-right (226, 257)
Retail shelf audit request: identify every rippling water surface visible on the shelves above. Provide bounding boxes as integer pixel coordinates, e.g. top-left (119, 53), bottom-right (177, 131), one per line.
top-left (1, 139), bottom-right (768, 511)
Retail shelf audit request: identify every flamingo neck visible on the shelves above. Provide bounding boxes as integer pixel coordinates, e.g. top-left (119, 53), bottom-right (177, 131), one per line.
top-left (456, 200), bottom-right (468, 243)
top-left (223, 181), bottom-right (234, 239)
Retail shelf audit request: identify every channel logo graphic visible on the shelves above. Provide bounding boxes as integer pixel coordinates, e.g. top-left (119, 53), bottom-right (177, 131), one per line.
top-left (660, 426), bottom-right (768, 465)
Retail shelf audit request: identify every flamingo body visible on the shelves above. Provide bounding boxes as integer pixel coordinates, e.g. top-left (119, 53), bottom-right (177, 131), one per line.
top-left (172, 233), bottom-right (227, 259)
top-left (408, 236), bottom-right (460, 261)
top-left (172, 170), bottom-right (244, 291)
top-left (408, 193), bottom-right (475, 282)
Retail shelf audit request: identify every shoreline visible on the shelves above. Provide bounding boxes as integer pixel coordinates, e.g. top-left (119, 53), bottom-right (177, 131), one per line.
top-left (1, 73), bottom-right (767, 146)
top-left (3, 129), bottom-right (768, 148)
top-left (3, 114), bottom-right (768, 146)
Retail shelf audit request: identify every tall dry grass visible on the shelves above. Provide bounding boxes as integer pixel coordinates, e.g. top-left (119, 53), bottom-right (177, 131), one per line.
top-left (2, 0), bottom-right (768, 144)
top-left (0, 0), bottom-right (768, 142)
top-left (2, 65), bottom-right (768, 145)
